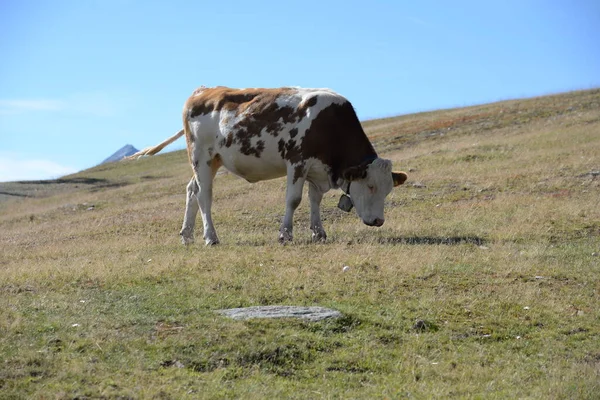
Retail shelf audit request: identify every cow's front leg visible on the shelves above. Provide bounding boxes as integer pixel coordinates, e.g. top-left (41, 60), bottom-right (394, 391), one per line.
top-left (308, 183), bottom-right (327, 242)
top-left (180, 177), bottom-right (199, 245)
top-left (279, 171), bottom-right (305, 243)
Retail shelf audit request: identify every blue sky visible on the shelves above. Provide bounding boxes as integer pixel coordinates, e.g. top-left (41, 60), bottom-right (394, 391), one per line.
top-left (1, 0), bottom-right (599, 181)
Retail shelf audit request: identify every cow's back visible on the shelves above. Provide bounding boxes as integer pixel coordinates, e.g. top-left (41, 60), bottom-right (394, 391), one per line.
top-left (183, 87), bottom-right (355, 183)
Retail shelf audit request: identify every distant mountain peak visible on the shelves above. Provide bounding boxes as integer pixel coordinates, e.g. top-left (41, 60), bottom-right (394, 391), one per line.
top-left (102, 144), bottom-right (139, 164)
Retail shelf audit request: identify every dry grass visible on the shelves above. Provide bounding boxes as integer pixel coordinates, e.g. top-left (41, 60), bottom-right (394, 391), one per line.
top-left (1, 89), bottom-right (599, 399)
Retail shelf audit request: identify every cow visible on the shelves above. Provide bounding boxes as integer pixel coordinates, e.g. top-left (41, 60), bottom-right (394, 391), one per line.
top-left (128, 86), bottom-right (407, 245)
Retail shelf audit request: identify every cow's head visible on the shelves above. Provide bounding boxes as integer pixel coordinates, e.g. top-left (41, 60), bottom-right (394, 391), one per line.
top-left (341, 158), bottom-right (407, 227)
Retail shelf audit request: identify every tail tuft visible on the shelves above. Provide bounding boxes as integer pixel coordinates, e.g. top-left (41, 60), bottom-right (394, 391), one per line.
top-left (124, 129), bottom-right (185, 160)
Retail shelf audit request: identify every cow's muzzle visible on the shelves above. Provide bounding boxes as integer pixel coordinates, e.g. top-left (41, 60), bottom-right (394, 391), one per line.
top-left (364, 218), bottom-right (385, 227)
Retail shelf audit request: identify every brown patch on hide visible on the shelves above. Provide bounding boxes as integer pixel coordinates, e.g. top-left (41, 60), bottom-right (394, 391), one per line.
top-left (293, 163), bottom-right (306, 183)
top-left (341, 162), bottom-right (370, 181)
top-left (278, 138), bottom-right (302, 164)
top-left (186, 87), bottom-right (296, 119)
top-left (183, 119), bottom-right (195, 170)
top-left (209, 154), bottom-right (223, 176)
top-left (300, 101), bottom-right (377, 182)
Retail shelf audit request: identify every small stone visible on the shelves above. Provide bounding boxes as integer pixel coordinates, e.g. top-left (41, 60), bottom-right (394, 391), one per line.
top-left (523, 306), bottom-right (530, 310)
top-left (479, 245), bottom-right (489, 250)
top-left (534, 276), bottom-right (544, 280)
top-left (516, 336), bottom-right (521, 340)
top-left (592, 252), bottom-right (598, 257)
top-left (216, 306), bottom-right (342, 321)
top-left (342, 265), bottom-right (351, 272)
top-left (71, 323), bottom-right (80, 327)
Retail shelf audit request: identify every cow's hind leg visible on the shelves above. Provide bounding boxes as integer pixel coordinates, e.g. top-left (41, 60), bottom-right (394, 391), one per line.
top-left (195, 157), bottom-right (221, 245)
top-left (180, 177), bottom-right (199, 245)
top-left (279, 167), bottom-right (305, 243)
top-left (308, 183), bottom-right (327, 242)
top-left (182, 148), bottom-right (221, 245)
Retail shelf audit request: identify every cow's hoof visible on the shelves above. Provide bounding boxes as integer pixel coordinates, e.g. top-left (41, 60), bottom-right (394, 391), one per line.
top-left (204, 233), bottom-right (220, 245)
top-left (279, 230), bottom-right (293, 244)
top-left (181, 235), bottom-right (195, 246)
top-left (311, 231), bottom-right (327, 242)
top-left (204, 237), bottom-right (220, 246)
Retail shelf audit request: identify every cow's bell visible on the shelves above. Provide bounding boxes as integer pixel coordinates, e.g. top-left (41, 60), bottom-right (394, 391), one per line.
top-left (337, 194), bottom-right (353, 212)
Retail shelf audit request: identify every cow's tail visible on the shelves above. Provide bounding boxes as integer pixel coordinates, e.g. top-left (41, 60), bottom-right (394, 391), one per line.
top-left (124, 129), bottom-right (185, 160)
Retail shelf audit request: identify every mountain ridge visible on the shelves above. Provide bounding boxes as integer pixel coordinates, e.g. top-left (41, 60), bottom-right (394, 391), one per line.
top-left (101, 144), bottom-right (139, 164)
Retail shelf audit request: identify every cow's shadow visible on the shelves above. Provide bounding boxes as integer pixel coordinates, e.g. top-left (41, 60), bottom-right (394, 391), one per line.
top-left (233, 235), bottom-right (487, 247)
top-left (377, 236), bottom-right (487, 246)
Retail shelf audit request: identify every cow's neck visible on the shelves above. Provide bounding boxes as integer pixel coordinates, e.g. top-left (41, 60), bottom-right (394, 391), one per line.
top-left (301, 100), bottom-right (379, 188)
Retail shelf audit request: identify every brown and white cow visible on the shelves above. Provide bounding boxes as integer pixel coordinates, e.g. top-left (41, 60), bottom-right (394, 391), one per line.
top-left (129, 86), bottom-right (407, 245)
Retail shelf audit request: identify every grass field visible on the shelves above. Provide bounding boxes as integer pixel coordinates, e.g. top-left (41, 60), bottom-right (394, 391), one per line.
top-left (1, 89), bottom-right (599, 399)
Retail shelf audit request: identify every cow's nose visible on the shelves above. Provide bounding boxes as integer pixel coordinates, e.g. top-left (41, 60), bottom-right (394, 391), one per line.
top-left (365, 218), bottom-right (385, 227)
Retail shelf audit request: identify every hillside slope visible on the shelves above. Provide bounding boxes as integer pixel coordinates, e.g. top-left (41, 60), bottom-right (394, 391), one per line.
top-left (1, 89), bottom-right (599, 398)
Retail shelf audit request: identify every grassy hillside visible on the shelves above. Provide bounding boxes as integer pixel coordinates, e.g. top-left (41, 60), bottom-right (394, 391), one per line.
top-left (1, 89), bottom-right (599, 398)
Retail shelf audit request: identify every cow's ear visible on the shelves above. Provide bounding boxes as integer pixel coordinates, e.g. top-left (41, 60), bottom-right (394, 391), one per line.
top-left (342, 165), bottom-right (368, 181)
top-left (392, 171), bottom-right (408, 187)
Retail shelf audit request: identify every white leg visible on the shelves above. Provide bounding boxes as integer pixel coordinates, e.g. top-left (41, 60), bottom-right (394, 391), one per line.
top-left (279, 168), bottom-right (305, 243)
top-left (182, 141), bottom-right (221, 245)
top-left (196, 162), bottom-right (219, 245)
top-left (180, 177), bottom-right (199, 245)
top-left (308, 183), bottom-right (327, 242)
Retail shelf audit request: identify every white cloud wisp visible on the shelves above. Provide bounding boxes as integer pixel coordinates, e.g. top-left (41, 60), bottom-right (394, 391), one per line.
top-left (0, 99), bottom-right (65, 115)
top-left (0, 155), bottom-right (77, 182)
